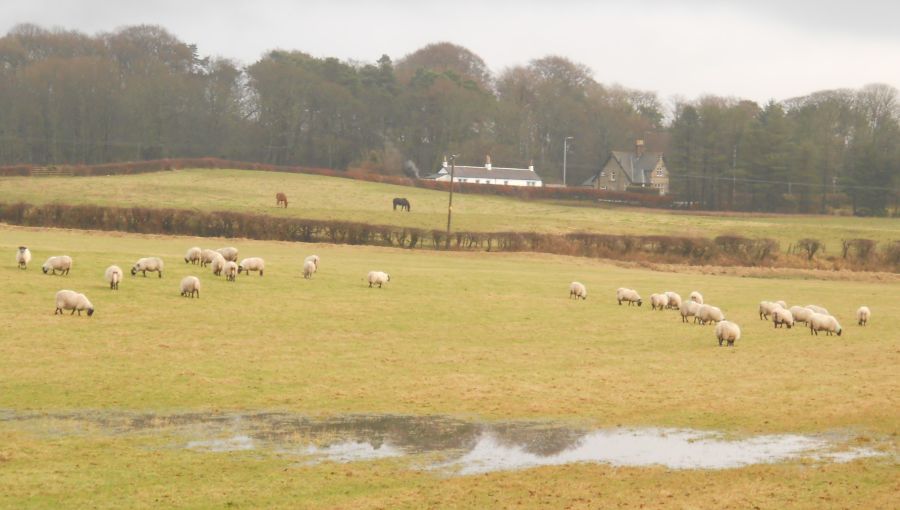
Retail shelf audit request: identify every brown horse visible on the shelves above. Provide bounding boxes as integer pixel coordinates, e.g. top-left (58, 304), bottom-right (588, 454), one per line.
top-left (276, 192), bottom-right (288, 208)
top-left (392, 197), bottom-right (410, 212)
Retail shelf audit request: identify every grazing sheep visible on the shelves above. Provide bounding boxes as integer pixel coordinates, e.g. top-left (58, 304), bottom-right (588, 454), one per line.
top-left (54, 290), bottom-right (94, 316)
top-left (856, 306), bottom-right (870, 326)
top-left (180, 276), bottom-right (201, 298)
top-left (276, 192), bottom-right (288, 208)
top-left (303, 259), bottom-right (317, 280)
top-left (304, 255), bottom-right (320, 270)
top-left (199, 249), bottom-right (218, 267)
top-left (16, 246), bottom-right (31, 269)
top-left (131, 257), bottom-right (164, 278)
top-left (772, 307), bottom-right (795, 329)
top-left (806, 304), bottom-right (829, 315)
top-left (715, 321), bottom-right (741, 347)
top-left (695, 304), bottom-right (725, 325)
top-left (680, 300), bottom-right (700, 323)
top-left (223, 261), bottom-right (238, 282)
top-left (184, 246), bottom-right (202, 264)
top-left (105, 265), bottom-right (123, 290)
top-left (42, 255), bottom-right (72, 275)
top-left (616, 288), bottom-right (642, 306)
top-left (367, 271), bottom-right (390, 288)
top-left (809, 313), bottom-right (842, 336)
top-left (569, 281), bottom-right (587, 300)
top-left (664, 291), bottom-right (682, 310)
top-left (650, 293), bottom-right (669, 310)
top-left (758, 301), bottom-right (782, 320)
top-left (775, 300), bottom-right (787, 309)
top-left (689, 291), bottom-right (704, 305)
top-left (238, 257), bottom-right (265, 276)
top-left (790, 305), bottom-right (815, 325)
top-left (216, 247), bottom-right (239, 262)
top-left (210, 253), bottom-right (227, 276)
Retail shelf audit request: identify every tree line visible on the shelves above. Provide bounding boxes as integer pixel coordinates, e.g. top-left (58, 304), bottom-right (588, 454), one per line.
top-left (0, 24), bottom-right (897, 215)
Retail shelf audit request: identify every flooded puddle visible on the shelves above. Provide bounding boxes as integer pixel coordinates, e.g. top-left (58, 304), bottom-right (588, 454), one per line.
top-left (1, 411), bottom-right (887, 475)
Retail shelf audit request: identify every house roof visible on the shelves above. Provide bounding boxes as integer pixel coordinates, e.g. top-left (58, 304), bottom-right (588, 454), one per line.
top-left (610, 151), bottom-right (663, 185)
top-left (426, 165), bottom-right (542, 182)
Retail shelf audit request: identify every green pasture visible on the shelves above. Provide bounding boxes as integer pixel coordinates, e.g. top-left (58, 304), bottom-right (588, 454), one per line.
top-left (0, 169), bottom-right (897, 251)
top-left (0, 225), bottom-right (897, 508)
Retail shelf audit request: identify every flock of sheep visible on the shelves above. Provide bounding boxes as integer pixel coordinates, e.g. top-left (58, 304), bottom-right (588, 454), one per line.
top-left (15, 244), bottom-right (394, 317)
top-left (570, 281), bottom-right (870, 347)
top-left (14, 243), bottom-right (871, 344)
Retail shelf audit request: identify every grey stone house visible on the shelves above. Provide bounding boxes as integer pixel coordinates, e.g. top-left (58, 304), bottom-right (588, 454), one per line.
top-left (582, 140), bottom-right (669, 195)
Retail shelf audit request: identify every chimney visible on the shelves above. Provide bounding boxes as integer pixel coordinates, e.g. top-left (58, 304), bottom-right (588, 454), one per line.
top-left (485, 155), bottom-right (492, 171)
top-left (635, 139), bottom-right (645, 158)
top-left (442, 156), bottom-right (448, 170)
top-left (528, 159), bottom-right (534, 172)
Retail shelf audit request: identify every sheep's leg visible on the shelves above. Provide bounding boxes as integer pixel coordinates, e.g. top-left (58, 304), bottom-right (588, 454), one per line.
top-left (55, 307), bottom-right (61, 315)
top-left (70, 309), bottom-right (75, 315)
top-left (158, 272), bottom-right (162, 278)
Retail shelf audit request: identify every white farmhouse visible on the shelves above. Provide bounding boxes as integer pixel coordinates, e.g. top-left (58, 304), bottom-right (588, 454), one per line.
top-left (423, 156), bottom-right (543, 187)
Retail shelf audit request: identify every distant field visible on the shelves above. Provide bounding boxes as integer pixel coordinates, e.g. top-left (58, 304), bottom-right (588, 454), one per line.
top-left (0, 169), bottom-right (897, 251)
top-left (1, 225), bottom-right (897, 508)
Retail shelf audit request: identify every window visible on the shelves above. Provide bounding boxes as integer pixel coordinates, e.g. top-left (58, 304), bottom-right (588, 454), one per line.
top-left (610, 171), bottom-right (616, 182)
top-left (504, 180), bottom-right (509, 185)
top-left (459, 178), bottom-right (466, 183)
top-left (656, 169), bottom-right (664, 177)
top-left (600, 186), bottom-right (607, 190)
top-left (600, 170), bottom-right (606, 177)
top-left (475, 180), bottom-right (480, 184)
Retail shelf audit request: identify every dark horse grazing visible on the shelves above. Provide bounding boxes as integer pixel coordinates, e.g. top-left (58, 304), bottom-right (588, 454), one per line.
top-left (392, 197), bottom-right (411, 212)
top-left (276, 192), bottom-right (288, 208)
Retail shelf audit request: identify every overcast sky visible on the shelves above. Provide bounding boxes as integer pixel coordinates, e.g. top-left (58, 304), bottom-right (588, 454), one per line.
top-left (2, 1), bottom-right (898, 104)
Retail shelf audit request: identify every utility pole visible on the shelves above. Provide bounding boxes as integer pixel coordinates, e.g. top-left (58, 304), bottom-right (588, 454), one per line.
top-left (445, 154), bottom-right (457, 248)
top-left (563, 136), bottom-right (574, 186)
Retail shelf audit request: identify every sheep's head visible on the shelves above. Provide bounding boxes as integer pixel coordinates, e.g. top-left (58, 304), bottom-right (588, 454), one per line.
top-left (386, 273), bottom-right (391, 281)
top-left (86, 308), bottom-right (94, 317)
top-left (18, 246), bottom-right (27, 252)
top-left (130, 266), bottom-right (138, 276)
top-left (42, 265), bottom-right (49, 274)
top-left (637, 299), bottom-right (642, 306)
top-left (238, 265), bottom-right (244, 273)
top-left (184, 257), bottom-right (190, 263)
top-left (836, 327), bottom-right (842, 336)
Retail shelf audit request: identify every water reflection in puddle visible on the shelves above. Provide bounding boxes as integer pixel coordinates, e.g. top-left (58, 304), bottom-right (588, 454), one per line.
top-left (1, 411), bottom-right (886, 475)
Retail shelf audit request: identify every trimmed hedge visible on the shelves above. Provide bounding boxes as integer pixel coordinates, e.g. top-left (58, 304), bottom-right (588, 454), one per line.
top-left (0, 201), bottom-right (790, 267)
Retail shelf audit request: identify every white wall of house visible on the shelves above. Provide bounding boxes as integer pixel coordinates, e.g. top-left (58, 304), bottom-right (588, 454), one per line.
top-left (434, 174), bottom-right (542, 187)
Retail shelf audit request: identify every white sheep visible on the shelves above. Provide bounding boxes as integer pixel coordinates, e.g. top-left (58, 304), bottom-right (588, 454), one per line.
top-left (695, 304), bottom-right (725, 325)
top-left (616, 288), bottom-right (642, 306)
top-left (715, 320), bottom-right (741, 347)
top-left (184, 246), bottom-right (202, 265)
top-left (664, 291), bottom-right (682, 310)
top-left (809, 313), bottom-right (842, 336)
top-left (216, 247), bottom-right (239, 262)
top-left (856, 306), bottom-right (870, 326)
top-left (569, 281), bottom-right (587, 300)
top-left (16, 246), bottom-right (31, 269)
top-left (210, 253), bottom-right (227, 276)
top-left (303, 259), bottom-right (317, 280)
top-left (775, 300), bottom-right (787, 309)
top-left (200, 249), bottom-right (218, 267)
top-left (54, 289), bottom-right (94, 316)
top-left (789, 305), bottom-right (815, 325)
top-left (806, 304), bottom-right (829, 315)
top-left (105, 265), bottom-right (123, 290)
top-left (367, 271), bottom-right (390, 288)
top-left (689, 291), bottom-right (704, 305)
top-left (304, 255), bottom-right (320, 270)
top-left (758, 301), bottom-right (782, 320)
top-left (680, 300), bottom-right (700, 323)
top-left (223, 261), bottom-right (238, 282)
top-left (180, 276), bottom-right (201, 298)
top-left (131, 257), bottom-right (164, 278)
top-left (772, 307), bottom-right (795, 329)
top-left (238, 257), bottom-right (265, 276)
top-left (42, 255), bottom-right (72, 275)
top-left (650, 293), bottom-right (669, 310)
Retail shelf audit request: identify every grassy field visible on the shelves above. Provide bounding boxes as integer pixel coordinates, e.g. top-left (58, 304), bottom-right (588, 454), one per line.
top-left (1, 224), bottom-right (898, 508)
top-left (0, 169), bottom-right (897, 251)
